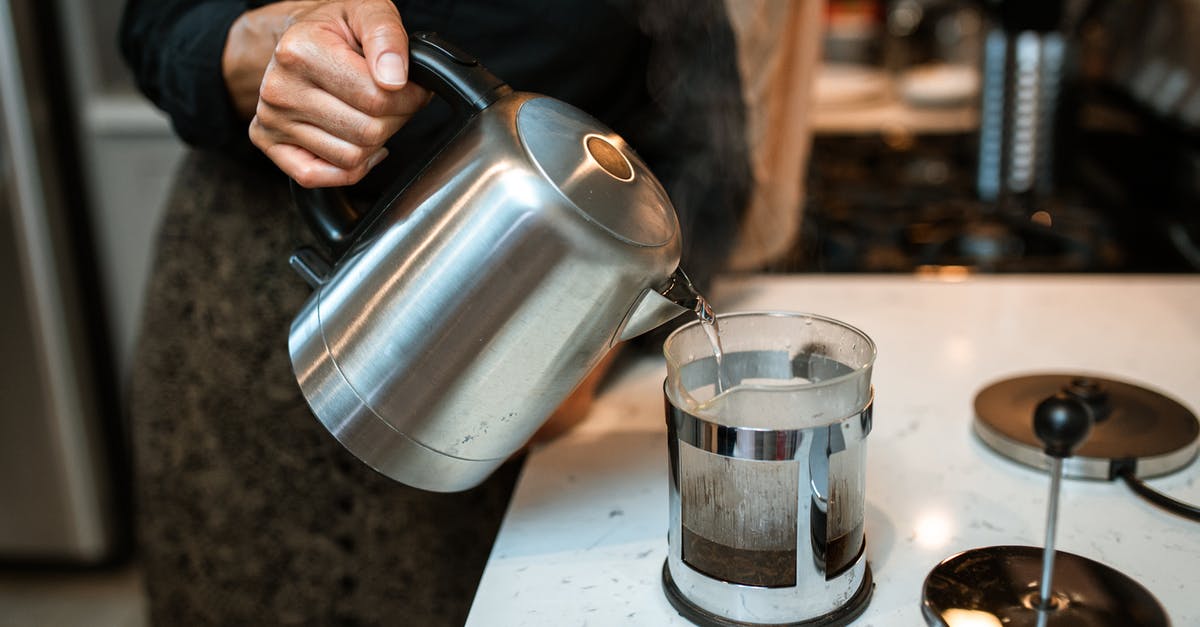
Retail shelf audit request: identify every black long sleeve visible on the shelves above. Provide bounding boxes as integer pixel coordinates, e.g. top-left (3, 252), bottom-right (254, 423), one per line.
top-left (119, 0), bottom-right (250, 151)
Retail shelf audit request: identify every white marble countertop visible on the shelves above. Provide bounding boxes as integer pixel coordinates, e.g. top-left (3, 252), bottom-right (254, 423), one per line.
top-left (466, 275), bottom-right (1200, 626)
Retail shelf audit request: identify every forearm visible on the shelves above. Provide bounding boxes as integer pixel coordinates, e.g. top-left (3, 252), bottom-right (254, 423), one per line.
top-left (119, 0), bottom-right (248, 149)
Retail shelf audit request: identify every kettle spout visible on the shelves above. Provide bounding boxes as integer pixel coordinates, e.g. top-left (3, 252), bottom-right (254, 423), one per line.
top-left (615, 268), bottom-right (702, 343)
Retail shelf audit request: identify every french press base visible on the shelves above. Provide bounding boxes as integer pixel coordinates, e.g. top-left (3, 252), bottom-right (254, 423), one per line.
top-left (973, 373), bottom-right (1199, 480)
top-left (663, 561), bottom-right (873, 627)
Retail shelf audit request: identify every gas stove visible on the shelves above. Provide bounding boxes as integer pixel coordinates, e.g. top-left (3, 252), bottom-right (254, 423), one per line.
top-left (778, 131), bottom-right (1187, 274)
top-left (781, 79), bottom-right (1200, 276)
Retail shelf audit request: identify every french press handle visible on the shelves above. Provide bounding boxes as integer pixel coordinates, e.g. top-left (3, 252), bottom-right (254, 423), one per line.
top-left (290, 31), bottom-right (512, 259)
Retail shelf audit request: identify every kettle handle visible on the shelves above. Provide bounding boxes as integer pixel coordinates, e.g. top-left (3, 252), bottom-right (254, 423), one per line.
top-left (290, 31), bottom-right (513, 257)
top-left (407, 32), bottom-right (513, 116)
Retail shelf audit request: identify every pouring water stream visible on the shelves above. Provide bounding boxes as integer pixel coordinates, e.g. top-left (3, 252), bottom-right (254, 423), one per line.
top-left (663, 269), bottom-right (731, 393)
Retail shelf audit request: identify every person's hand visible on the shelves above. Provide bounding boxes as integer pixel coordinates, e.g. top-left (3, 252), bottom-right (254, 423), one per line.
top-left (224, 0), bottom-right (430, 187)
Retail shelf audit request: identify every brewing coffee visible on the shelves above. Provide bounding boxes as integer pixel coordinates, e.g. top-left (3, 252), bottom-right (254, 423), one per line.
top-left (662, 312), bottom-right (876, 626)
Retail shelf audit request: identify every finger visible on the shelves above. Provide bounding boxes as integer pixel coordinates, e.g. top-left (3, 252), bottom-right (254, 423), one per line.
top-left (251, 100), bottom-right (392, 172)
top-left (269, 28), bottom-right (428, 118)
top-left (252, 114), bottom-right (383, 170)
top-left (345, 0), bottom-right (409, 89)
top-left (259, 139), bottom-right (388, 189)
top-left (270, 27), bottom-right (379, 109)
top-left (257, 80), bottom-right (412, 148)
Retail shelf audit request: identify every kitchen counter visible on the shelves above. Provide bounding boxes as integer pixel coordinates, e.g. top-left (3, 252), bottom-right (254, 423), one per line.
top-left (466, 274), bottom-right (1200, 626)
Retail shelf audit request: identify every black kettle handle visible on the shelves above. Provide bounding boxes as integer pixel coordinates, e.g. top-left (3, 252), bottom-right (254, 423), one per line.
top-left (407, 32), bottom-right (512, 116)
top-left (290, 32), bottom-right (512, 256)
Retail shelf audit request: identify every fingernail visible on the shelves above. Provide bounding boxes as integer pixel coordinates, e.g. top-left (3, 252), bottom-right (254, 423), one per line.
top-left (375, 52), bottom-right (407, 86)
top-left (366, 147), bottom-right (389, 169)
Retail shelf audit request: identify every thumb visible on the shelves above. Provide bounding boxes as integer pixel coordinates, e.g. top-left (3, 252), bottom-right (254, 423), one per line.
top-left (347, 0), bottom-right (410, 89)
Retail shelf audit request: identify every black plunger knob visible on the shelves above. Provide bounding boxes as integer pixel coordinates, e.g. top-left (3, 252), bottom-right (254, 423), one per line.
top-left (1034, 393), bottom-right (1094, 458)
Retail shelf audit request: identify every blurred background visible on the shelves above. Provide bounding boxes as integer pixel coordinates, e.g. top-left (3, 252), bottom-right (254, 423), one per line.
top-left (790, 0), bottom-right (1200, 275)
top-left (2, 0), bottom-right (177, 622)
top-left (1, 0), bottom-right (1198, 624)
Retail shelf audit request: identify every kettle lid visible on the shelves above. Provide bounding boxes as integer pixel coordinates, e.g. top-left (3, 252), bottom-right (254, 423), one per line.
top-left (516, 97), bottom-right (678, 247)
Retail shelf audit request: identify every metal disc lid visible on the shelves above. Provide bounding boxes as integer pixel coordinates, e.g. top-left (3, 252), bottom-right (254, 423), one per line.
top-left (974, 373), bottom-right (1199, 479)
top-left (922, 546), bottom-right (1168, 627)
top-left (516, 97), bottom-right (678, 248)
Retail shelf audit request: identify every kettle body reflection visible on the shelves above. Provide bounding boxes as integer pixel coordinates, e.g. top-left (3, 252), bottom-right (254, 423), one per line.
top-left (287, 33), bottom-right (689, 492)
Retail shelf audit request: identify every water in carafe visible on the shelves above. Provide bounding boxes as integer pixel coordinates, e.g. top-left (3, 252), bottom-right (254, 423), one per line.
top-left (664, 270), bottom-right (860, 415)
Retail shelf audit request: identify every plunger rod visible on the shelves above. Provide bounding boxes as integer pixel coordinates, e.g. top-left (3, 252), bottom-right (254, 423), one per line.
top-left (1039, 456), bottom-right (1063, 608)
top-left (1032, 393), bottom-right (1093, 611)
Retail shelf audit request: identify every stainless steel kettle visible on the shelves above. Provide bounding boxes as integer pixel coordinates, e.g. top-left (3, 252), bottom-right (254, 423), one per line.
top-left (287, 32), bottom-right (691, 492)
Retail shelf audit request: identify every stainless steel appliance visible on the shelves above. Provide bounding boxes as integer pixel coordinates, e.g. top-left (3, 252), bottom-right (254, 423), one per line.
top-left (0, 0), bottom-right (121, 563)
top-left (287, 33), bottom-right (691, 493)
top-left (975, 0), bottom-right (1066, 202)
top-left (661, 312), bottom-right (876, 626)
